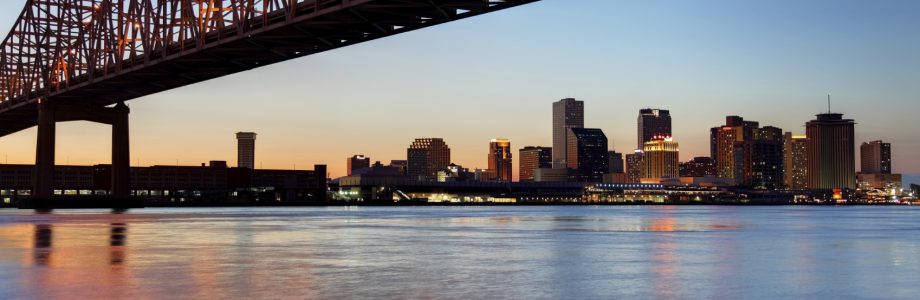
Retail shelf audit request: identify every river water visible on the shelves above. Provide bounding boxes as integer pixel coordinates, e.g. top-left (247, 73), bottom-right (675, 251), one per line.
top-left (1, 206), bottom-right (918, 299)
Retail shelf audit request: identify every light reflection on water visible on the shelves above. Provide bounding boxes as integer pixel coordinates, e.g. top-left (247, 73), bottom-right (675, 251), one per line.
top-left (0, 206), bottom-right (919, 299)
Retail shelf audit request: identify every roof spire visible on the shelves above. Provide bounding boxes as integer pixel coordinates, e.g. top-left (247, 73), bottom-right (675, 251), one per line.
top-left (827, 94), bottom-right (831, 113)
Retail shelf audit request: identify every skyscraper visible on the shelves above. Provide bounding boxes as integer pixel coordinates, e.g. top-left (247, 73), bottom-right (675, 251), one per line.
top-left (625, 151), bottom-right (645, 183)
top-left (347, 155), bottom-right (370, 176)
top-left (806, 112), bottom-right (856, 190)
top-left (638, 108), bottom-right (672, 150)
top-left (608, 151), bottom-right (624, 174)
top-left (643, 137), bottom-right (680, 179)
top-left (552, 98), bottom-right (584, 169)
top-left (783, 133), bottom-right (808, 189)
top-left (487, 139), bottom-right (513, 182)
top-left (236, 132), bottom-right (256, 169)
top-left (750, 126), bottom-right (784, 189)
top-left (858, 140), bottom-right (900, 191)
top-left (519, 146), bottom-right (552, 182)
top-left (711, 116), bottom-right (759, 185)
top-left (567, 128), bottom-right (608, 182)
top-left (860, 141), bottom-right (891, 174)
top-left (407, 138), bottom-right (451, 181)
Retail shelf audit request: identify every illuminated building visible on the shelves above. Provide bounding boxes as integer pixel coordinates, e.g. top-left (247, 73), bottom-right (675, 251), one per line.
top-left (750, 126), bottom-right (784, 189)
top-left (552, 98), bottom-right (584, 169)
top-left (858, 140), bottom-right (900, 192)
top-left (638, 108), bottom-right (672, 149)
top-left (711, 116), bottom-right (758, 184)
top-left (487, 139), bottom-right (513, 182)
top-left (407, 138), bottom-right (451, 181)
top-left (806, 112), bottom-right (856, 190)
top-left (783, 133), bottom-right (808, 189)
top-left (567, 128), bottom-right (608, 182)
top-left (860, 141), bottom-right (891, 174)
top-left (608, 151), bottom-right (624, 174)
top-left (235, 132), bottom-right (257, 169)
top-left (626, 151), bottom-right (645, 183)
top-left (680, 157), bottom-right (715, 178)
top-left (347, 155), bottom-right (370, 176)
top-left (643, 137), bottom-right (680, 180)
top-left (519, 146), bottom-right (552, 182)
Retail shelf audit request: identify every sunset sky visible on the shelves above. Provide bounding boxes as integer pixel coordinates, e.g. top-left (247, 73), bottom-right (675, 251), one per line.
top-left (0, 0), bottom-right (918, 181)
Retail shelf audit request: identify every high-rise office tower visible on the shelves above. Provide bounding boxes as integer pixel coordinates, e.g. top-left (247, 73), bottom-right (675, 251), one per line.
top-left (487, 139), bottom-right (513, 182)
top-left (750, 126), bottom-right (784, 189)
top-left (567, 128), bottom-right (608, 182)
top-left (625, 151), bottom-right (645, 183)
top-left (860, 141), bottom-right (891, 174)
top-left (783, 133), bottom-right (808, 189)
top-left (638, 108), bottom-right (672, 149)
top-left (347, 155), bottom-right (370, 176)
top-left (643, 137), bottom-right (680, 179)
top-left (806, 112), bottom-right (856, 190)
top-left (608, 151), bottom-right (624, 174)
top-left (407, 138), bottom-right (451, 181)
top-left (519, 146), bottom-right (552, 182)
top-left (711, 116), bottom-right (759, 185)
top-left (236, 132), bottom-right (257, 169)
top-left (552, 98), bottom-right (584, 169)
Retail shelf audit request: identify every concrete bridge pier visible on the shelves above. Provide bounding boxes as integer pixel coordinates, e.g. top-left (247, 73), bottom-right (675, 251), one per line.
top-left (31, 101), bottom-right (132, 206)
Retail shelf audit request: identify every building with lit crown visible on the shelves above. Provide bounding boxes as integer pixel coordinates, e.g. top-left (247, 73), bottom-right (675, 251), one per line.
top-left (783, 133), bottom-right (808, 189)
top-left (347, 155), bottom-right (370, 176)
top-left (643, 137), bottom-right (680, 180)
top-left (407, 138), bottom-right (451, 181)
top-left (487, 139), bottom-right (512, 182)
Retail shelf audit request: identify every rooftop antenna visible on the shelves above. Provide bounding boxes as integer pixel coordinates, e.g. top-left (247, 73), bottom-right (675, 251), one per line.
top-left (827, 94), bottom-right (831, 113)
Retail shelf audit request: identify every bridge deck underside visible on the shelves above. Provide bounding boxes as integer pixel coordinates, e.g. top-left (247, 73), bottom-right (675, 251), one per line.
top-left (0, 0), bottom-right (537, 136)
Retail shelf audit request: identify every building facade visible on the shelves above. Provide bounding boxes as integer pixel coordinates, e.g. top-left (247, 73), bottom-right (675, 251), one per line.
top-left (643, 138), bottom-right (680, 179)
top-left (783, 133), bottom-right (808, 189)
top-left (806, 113), bottom-right (856, 190)
top-left (711, 116), bottom-right (759, 184)
top-left (487, 139), bottom-right (513, 182)
top-left (407, 138), bottom-right (451, 181)
top-left (625, 151), bottom-right (645, 184)
top-left (236, 132), bottom-right (257, 169)
top-left (519, 146), bottom-right (552, 182)
top-left (680, 157), bottom-right (716, 178)
top-left (552, 98), bottom-right (584, 169)
top-left (638, 108), bottom-right (672, 150)
top-left (566, 128), bottom-right (608, 182)
top-left (347, 155), bottom-right (370, 176)
top-left (750, 126), bottom-right (784, 189)
top-left (860, 141), bottom-right (891, 174)
top-left (608, 151), bottom-right (624, 174)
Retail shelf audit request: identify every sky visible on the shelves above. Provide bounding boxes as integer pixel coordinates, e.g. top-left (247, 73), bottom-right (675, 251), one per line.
top-left (0, 0), bottom-right (918, 181)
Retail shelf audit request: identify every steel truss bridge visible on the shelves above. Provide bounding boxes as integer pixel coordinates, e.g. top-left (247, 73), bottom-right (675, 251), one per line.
top-left (0, 0), bottom-right (538, 202)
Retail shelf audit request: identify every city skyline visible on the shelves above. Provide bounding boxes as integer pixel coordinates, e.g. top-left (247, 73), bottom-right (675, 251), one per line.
top-left (0, 0), bottom-right (917, 182)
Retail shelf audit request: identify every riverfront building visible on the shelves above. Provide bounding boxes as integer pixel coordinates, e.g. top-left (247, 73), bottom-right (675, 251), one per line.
top-left (552, 98), bottom-right (584, 169)
top-left (806, 112), bottom-right (856, 190)
top-left (407, 138), bottom-right (451, 181)
top-left (637, 108), bottom-right (672, 150)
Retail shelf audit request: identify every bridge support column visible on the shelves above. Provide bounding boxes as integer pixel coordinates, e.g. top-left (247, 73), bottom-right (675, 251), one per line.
top-left (111, 102), bottom-right (130, 199)
top-left (34, 101), bottom-right (56, 200)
